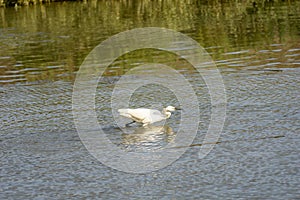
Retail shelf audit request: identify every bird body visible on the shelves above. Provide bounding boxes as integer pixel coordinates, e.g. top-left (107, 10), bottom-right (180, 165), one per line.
top-left (118, 106), bottom-right (178, 126)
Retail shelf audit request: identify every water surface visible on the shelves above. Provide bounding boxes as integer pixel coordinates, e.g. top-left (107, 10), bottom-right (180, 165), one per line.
top-left (0, 0), bottom-right (299, 199)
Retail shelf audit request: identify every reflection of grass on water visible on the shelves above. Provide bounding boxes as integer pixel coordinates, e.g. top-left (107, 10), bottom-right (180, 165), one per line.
top-left (104, 48), bottom-right (195, 77)
top-left (0, 0), bottom-right (289, 7)
top-left (0, 0), bottom-right (299, 84)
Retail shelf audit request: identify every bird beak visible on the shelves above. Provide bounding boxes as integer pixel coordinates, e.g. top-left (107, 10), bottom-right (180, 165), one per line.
top-left (175, 107), bottom-right (182, 110)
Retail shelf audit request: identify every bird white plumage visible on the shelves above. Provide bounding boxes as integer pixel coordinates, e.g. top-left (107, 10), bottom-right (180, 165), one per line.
top-left (118, 106), bottom-right (178, 126)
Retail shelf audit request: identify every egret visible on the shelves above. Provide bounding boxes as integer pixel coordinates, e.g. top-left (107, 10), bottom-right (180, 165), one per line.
top-left (118, 106), bottom-right (181, 127)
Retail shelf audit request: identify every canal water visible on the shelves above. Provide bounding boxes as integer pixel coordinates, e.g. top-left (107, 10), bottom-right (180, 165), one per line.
top-left (1, 0), bottom-right (299, 199)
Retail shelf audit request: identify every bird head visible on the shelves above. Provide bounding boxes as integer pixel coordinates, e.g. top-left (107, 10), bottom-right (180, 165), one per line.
top-left (165, 106), bottom-right (181, 112)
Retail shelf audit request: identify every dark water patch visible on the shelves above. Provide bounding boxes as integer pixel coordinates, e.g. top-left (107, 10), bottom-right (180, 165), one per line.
top-left (174, 134), bottom-right (286, 149)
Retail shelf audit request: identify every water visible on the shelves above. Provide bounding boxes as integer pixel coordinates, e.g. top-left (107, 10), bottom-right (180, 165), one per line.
top-left (1, 0), bottom-right (300, 199)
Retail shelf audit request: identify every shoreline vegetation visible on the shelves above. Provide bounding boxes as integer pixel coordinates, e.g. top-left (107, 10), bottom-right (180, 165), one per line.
top-left (1, 0), bottom-right (84, 7)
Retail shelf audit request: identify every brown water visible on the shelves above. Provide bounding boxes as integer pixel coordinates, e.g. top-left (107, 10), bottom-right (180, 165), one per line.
top-left (1, 0), bottom-right (300, 199)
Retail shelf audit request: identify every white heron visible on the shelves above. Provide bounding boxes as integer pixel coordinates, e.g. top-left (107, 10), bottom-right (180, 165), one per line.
top-left (118, 106), bottom-right (181, 127)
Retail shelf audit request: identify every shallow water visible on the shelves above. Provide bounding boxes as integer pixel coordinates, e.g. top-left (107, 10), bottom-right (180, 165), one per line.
top-left (1, 0), bottom-right (300, 199)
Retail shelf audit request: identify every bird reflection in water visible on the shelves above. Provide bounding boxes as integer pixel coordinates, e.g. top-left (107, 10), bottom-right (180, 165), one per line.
top-left (121, 125), bottom-right (176, 151)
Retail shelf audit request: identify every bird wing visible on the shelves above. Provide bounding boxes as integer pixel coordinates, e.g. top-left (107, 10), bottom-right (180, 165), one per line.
top-left (118, 109), bottom-right (133, 118)
top-left (118, 108), bottom-right (150, 122)
top-left (118, 108), bottom-right (166, 124)
top-left (128, 109), bottom-right (151, 121)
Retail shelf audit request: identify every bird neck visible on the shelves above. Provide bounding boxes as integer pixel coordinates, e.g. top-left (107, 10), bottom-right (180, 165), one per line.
top-left (162, 108), bottom-right (172, 119)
